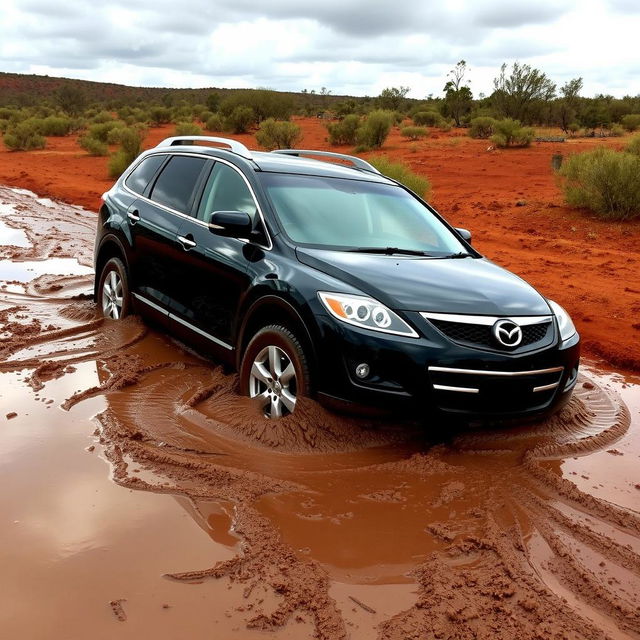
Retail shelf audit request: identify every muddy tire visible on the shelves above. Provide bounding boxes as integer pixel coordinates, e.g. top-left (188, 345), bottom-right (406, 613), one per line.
top-left (98, 257), bottom-right (131, 320)
top-left (239, 325), bottom-right (310, 418)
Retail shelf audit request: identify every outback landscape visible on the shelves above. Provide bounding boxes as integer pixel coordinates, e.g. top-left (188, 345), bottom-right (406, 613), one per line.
top-left (1, 71), bottom-right (639, 639)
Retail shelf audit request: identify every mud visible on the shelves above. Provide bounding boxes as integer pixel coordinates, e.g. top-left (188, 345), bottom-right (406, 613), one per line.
top-left (0, 187), bottom-right (639, 639)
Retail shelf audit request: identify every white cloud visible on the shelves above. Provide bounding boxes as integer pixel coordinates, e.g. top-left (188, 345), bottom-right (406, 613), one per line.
top-left (0, 0), bottom-right (638, 97)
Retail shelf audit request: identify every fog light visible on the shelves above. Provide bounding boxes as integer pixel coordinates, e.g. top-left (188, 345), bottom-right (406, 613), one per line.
top-left (355, 363), bottom-right (370, 379)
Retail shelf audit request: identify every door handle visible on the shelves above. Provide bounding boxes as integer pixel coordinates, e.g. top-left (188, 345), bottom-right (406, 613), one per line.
top-left (127, 209), bottom-right (140, 224)
top-left (177, 234), bottom-right (196, 250)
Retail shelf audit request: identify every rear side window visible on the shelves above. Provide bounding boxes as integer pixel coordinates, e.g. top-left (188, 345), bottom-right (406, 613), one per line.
top-left (124, 154), bottom-right (166, 195)
top-left (150, 155), bottom-right (208, 213)
top-left (197, 162), bottom-right (257, 222)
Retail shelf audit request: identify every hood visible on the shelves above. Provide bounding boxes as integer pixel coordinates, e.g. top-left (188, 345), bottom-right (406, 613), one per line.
top-left (296, 248), bottom-right (551, 316)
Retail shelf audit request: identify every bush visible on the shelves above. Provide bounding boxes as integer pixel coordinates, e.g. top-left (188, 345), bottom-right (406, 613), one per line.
top-left (38, 116), bottom-right (74, 136)
top-left (609, 124), bottom-right (625, 137)
top-left (621, 114), bottom-right (640, 132)
top-left (88, 121), bottom-right (124, 142)
top-left (400, 126), bottom-right (428, 141)
top-left (626, 134), bottom-right (640, 156)
top-left (149, 106), bottom-right (172, 125)
top-left (558, 148), bottom-right (640, 220)
top-left (79, 135), bottom-right (108, 156)
top-left (174, 122), bottom-right (202, 136)
top-left (224, 106), bottom-right (255, 134)
top-left (357, 110), bottom-right (394, 149)
top-left (568, 122), bottom-right (580, 135)
top-left (438, 120), bottom-right (452, 132)
top-left (256, 118), bottom-right (302, 150)
top-left (469, 116), bottom-right (498, 139)
top-left (413, 110), bottom-right (443, 127)
top-left (327, 114), bottom-right (360, 145)
top-left (368, 156), bottom-right (431, 198)
top-left (3, 121), bottom-right (46, 151)
top-left (0, 119), bottom-right (9, 134)
top-left (490, 119), bottom-right (534, 148)
top-left (91, 111), bottom-right (115, 124)
top-left (108, 127), bottom-right (145, 179)
top-left (205, 113), bottom-right (225, 132)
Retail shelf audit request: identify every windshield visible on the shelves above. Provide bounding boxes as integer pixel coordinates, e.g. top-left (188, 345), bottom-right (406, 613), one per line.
top-left (260, 173), bottom-right (467, 256)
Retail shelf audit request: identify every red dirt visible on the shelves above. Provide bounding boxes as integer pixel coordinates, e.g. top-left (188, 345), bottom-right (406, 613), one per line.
top-left (0, 118), bottom-right (638, 373)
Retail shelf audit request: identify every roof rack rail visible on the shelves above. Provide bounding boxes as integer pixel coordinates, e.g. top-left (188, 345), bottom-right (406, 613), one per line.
top-left (155, 136), bottom-right (253, 160)
top-left (271, 149), bottom-right (380, 174)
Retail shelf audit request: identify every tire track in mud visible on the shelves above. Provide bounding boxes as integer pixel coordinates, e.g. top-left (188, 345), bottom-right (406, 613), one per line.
top-left (1, 187), bottom-right (639, 639)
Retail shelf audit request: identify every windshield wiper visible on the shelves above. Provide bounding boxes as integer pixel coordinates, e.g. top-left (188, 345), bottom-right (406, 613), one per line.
top-left (444, 251), bottom-right (474, 259)
top-left (347, 246), bottom-right (430, 256)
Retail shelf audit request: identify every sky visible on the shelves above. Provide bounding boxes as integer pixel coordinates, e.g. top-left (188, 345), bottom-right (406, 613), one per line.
top-left (0, 0), bottom-right (638, 99)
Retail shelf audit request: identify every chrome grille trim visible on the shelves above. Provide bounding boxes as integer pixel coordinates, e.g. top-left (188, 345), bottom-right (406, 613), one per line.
top-left (428, 366), bottom-right (564, 377)
top-left (421, 312), bottom-right (552, 326)
top-left (433, 384), bottom-right (479, 394)
top-left (533, 382), bottom-right (561, 392)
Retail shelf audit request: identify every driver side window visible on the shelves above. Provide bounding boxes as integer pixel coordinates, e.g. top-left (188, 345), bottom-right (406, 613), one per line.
top-left (197, 162), bottom-right (258, 223)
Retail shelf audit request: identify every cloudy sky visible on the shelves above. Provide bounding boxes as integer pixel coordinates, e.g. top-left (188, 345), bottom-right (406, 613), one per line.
top-left (1, 0), bottom-right (638, 98)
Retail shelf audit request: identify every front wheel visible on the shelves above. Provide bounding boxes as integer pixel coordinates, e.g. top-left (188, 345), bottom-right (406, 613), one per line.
top-left (239, 325), bottom-right (310, 418)
top-left (97, 257), bottom-right (131, 320)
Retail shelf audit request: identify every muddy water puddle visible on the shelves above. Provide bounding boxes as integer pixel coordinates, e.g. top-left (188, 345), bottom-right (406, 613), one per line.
top-left (1, 187), bottom-right (639, 639)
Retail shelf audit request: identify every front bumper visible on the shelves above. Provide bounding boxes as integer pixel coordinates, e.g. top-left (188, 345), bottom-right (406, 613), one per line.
top-left (313, 313), bottom-right (580, 422)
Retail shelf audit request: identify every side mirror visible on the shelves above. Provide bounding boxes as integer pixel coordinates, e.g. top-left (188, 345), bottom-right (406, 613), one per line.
top-left (209, 211), bottom-right (252, 238)
top-left (455, 227), bottom-right (472, 243)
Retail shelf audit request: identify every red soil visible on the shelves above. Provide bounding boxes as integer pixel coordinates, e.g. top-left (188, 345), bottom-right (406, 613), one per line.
top-left (0, 118), bottom-right (638, 371)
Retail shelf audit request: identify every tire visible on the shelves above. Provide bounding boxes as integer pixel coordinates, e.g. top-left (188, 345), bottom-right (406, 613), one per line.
top-left (239, 324), bottom-right (311, 418)
top-left (97, 257), bottom-right (131, 320)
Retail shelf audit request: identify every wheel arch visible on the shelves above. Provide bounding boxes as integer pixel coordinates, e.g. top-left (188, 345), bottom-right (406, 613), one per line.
top-left (235, 293), bottom-right (319, 375)
top-left (94, 235), bottom-right (129, 301)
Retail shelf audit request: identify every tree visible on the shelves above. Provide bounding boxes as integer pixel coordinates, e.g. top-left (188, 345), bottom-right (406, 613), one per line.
top-left (492, 62), bottom-right (556, 123)
top-left (442, 60), bottom-right (472, 126)
top-left (55, 83), bottom-right (87, 117)
top-left (557, 78), bottom-right (583, 133)
top-left (377, 86), bottom-right (410, 112)
top-left (206, 92), bottom-right (220, 112)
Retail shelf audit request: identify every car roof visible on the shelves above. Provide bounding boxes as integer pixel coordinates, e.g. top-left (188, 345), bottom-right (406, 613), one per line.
top-left (145, 137), bottom-right (395, 184)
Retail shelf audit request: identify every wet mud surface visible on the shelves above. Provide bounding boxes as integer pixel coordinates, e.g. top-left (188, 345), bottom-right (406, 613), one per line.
top-left (1, 186), bottom-right (639, 639)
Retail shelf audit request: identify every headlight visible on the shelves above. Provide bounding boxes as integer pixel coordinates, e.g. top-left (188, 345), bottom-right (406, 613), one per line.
top-left (548, 299), bottom-right (577, 341)
top-left (318, 292), bottom-right (418, 337)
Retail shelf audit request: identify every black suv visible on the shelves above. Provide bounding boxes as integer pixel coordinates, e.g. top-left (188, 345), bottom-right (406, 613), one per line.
top-left (94, 136), bottom-right (580, 420)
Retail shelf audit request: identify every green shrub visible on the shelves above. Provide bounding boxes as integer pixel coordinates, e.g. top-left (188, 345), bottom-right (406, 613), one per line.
top-left (558, 148), bottom-right (640, 220)
top-left (357, 110), bottom-right (394, 149)
top-left (174, 122), bottom-right (202, 136)
top-left (224, 106), bottom-right (255, 134)
top-left (108, 150), bottom-right (130, 179)
top-left (626, 134), bottom-right (640, 156)
top-left (368, 156), bottom-right (431, 198)
top-left (568, 122), bottom-right (580, 135)
top-left (91, 111), bottom-right (115, 124)
top-left (438, 120), bottom-right (452, 132)
top-left (400, 126), bottom-right (428, 141)
top-left (490, 119), bottom-right (534, 148)
top-left (106, 126), bottom-right (127, 145)
top-left (205, 113), bottom-right (225, 132)
top-left (199, 110), bottom-right (214, 123)
top-left (327, 114), bottom-right (360, 145)
top-left (88, 121), bottom-right (124, 142)
top-left (256, 118), bottom-right (302, 150)
top-left (0, 119), bottom-right (9, 133)
top-left (3, 121), bottom-right (46, 151)
top-left (609, 124), bottom-right (625, 137)
top-left (413, 110), bottom-right (443, 127)
top-left (38, 116), bottom-right (74, 136)
top-left (469, 116), bottom-right (498, 139)
top-left (79, 135), bottom-right (108, 156)
top-left (149, 106), bottom-right (172, 125)
top-left (621, 114), bottom-right (640, 132)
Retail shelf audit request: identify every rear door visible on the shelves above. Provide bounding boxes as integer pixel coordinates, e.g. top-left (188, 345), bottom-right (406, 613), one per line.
top-left (129, 154), bottom-right (210, 312)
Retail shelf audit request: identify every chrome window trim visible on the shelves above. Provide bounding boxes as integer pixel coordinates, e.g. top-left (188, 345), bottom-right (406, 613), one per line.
top-left (433, 384), bottom-right (479, 394)
top-left (428, 365), bottom-right (564, 377)
top-left (121, 152), bottom-right (273, 251)
top-left (133, 293), bottom-right (234, 351)
top-left (421, 312), bottom-right (552, 326)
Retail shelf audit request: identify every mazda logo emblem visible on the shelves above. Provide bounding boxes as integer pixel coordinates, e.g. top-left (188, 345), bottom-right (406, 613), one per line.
top-left (492, 319), bottom-right (522, 348)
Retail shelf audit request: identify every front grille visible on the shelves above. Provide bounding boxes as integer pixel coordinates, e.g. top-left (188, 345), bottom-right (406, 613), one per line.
top-left (429, 319), bottom-right (551, 351)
